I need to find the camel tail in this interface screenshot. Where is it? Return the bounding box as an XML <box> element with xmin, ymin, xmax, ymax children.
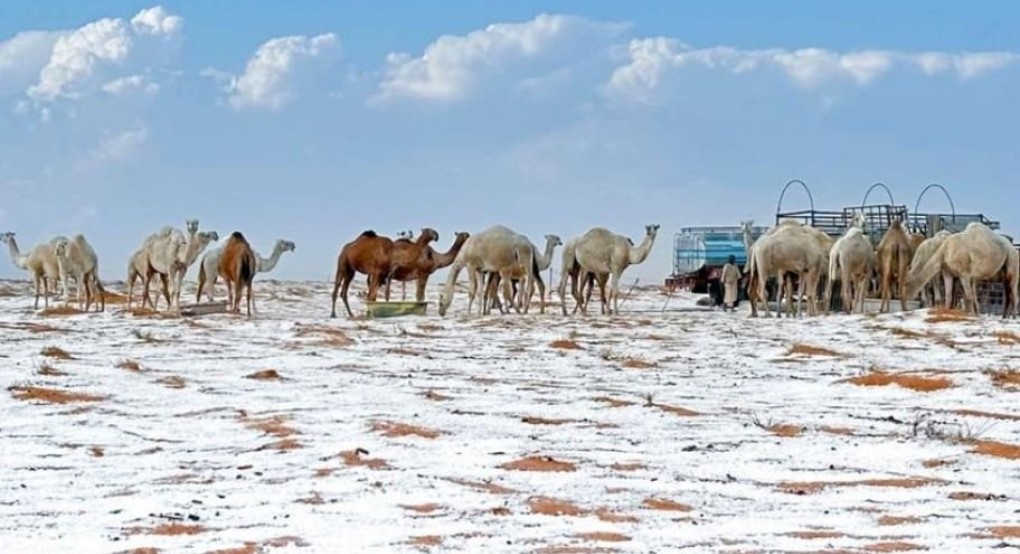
<box><xmin>905</xmin><ymin>241</ymin><xmax>946</xmax><ymax>300</ymax></box>
<box><xmin>239</xmin><ymin>251</ymin><xmax>256</xmax><ymax>285</ymax></box>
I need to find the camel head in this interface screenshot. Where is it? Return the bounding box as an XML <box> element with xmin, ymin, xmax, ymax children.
<box><xmin>453</xmin><ymin>231</ymin><xmax>470</xmax><ymax>245</ymax></box>
<box><xmin>849</xmin><ymin>210</ymin><xmax>865</xmax><ymax>229</ymax></box>
<box><xmin>0</xmin><ymin>232</ymin><xmax>15</xmax><ymax>245</ymax></box>
<box><xmin>740</xmin><ymin>220</ymin><xmax>754</xmax><ymax>233</ymax></box>
<box><xmin>645</xmin><ymin>224</ymin><xmax>660</xmax><ymax>237</ymax></box>
<box><xmin>53</xmin><ymin>239</ymin><xmax>69</xmax><ymax>259</ymax></box>
<box><xmin>198</xmin><ymin>231</ymin><xmax>219</xmax><ymax>244</ymax></box>
<box><xmin>418</xmin><ymin>227</ymin><xmax>440</xmax><ymax>244</ymax></box>
<box><xmin>277</xmin><ymin>240</ymin><xmax>296</xmax><ymax>253</ymax></box>
<box><xmin>185</xmin><ymin>219</ymin><xmax>200</xmax><ymax>236</ymax></box>
<box><xmin>545</xmin><ymin>234</ymin><xmax>563</xmax><ymax>247</ymax></box>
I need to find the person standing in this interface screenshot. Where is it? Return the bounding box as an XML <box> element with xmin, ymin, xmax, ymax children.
<box><xmin>721</xmin><ymin>254</ymin><xmax>741</xmax><ymax>312</ymax></box>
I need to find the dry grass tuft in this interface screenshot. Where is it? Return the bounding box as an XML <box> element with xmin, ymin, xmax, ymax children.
<box><xmin>40</xmin><ymin>346</ymin><xmax>74</xmax><ymax>360</ymax></box>
<box><xmin>619</xmin><ymin>358</ymin><xmax>657</xmax><ymax>369</ymax></box>
<box><xmin>444</xmin><ymin>477</ymin><xmax>515</xmax><ymax>495</ymax></box>
<box><xmin>550</xmin><ymin>339</ymin><xmax>583</xmax><ymax>350</ymax></box>
<box><xmin>777</xmin><ymin>477</ymin><xmax>942</xmax><ymax>494</ymax></box>
<box><xmin>783</xmin><ymin>530</ymin><xmax>846</xmax><ymax>539</ymax></box>
<box><xmin>409</xmin><ymin>536</ymin><xmax>442</xmax><ymax>547</ymax></box>
<box><xmin>593</xmin><ymin>396</ymin><xmax>635</xmax><ymax>408</ymax></box>
<box><xmin>575</xmin><ymin>532</ymin><xmax>631</xmax><ymax>543</ymax></box>
<box><xmin>767</xmin><ymin>424</ymin><xmax>804</xmax><ymax>437</ymax></box>
<box><xmin>294</xmin><ymin>324</ymin><xmax>354</xmax><ymax>347</ymax></box>
<box><xmin>820</xmin><ymin>425</ymin><xmax>856</xmax><ymax>436</ymax></box>
<box><xmin>387</xmin><ymin>347</ymin><xmax>423</xmax><ymax>356</ymax></box>
<box><xmin>887</xmin><ymin>326</ymin><xmax>927</xmax><ymax>339</ymax></box>
<box><xmin>968</xmin><ymin>439</ymin><xmax>1020</xmax><ymax>460</ymax></box>
<box><xmin>499</xmin><ymin>456</ymin><xmax>577</xmax><ymax>472</ymax></box>
<box><xmin>862</xmin><ymin>541</ymin><xmax>927</xmax><ymax>552</ymax></box>
<box><xmin>339</xmin><ymin>449</ymin><xmax>390</xmax><ymax>470</ymax></box>
<box><xmin>423</xmin><ymin>389</ymin><xmax>452</xmax><ymax>401</ymax></box>
<box><xmin>989</xmin><ymin>370</ymin><xmax>1020</xmax><ymax>389</ymax></box>
<box><xmin>36</xmin><ymin>363</ymin><xmax>68</xmax><ymax>376</ymax></box>
<box><xmin>155</xmin><ymin>376</ymin><xmax>186</xmax><ymax>389</ymax></box>
<box><xmin>926</xmin><ymin>308</ymin><xmax>973</xmax><ymax>323</ymax></box>
<box><xmin>522</xmin><ymin>416</ymin><xmax>577</xmax><ymax>426</ymax></box>
<box><xmin>950</xmin><ymin>408</ymin><xmax>1020</xmax><ymax>421</ymax></box>
<box><xmin>785</xmin><ymin>343</ymin><xmax>844</xmax><ymax>357</ymax></box>
<box><xmin>878</xmin><ymin>515</ymin><xmax>922</xmax><ymax>526</ymax></box>
<box><xmin>9</xmin><ymin>386</ymin><xmax>104</xmax><ymax>404</ymax></box>
<box><xmin>992</xmin><ymin>330</ymin><xmax>1020</xmax><ymax>345</ymax></box>
<box><xmin>38</xmin><ymin>306</ymin><xmax>84</xmax><ymax>317</ymax></box>
<box><xmin>948</xmin><ymin>491</ymin><xmax>1007</xmax><ymax>501</ymax></box>
<box><xmin>594</xmin><ymin>507</ymin><xmax>639</xmax><ymax>523</ymax></box>
<box><xmin>372</xmin><ymin>421</ymin><xmax>441</xmax><ymax>439</ymax></box>
<box><xmin>839</xmin><ymin>371</ymin><xmax>954</xmax><ymax>392</ymax></box>
<box><xmin>245</xmin><ymin>369</ymin><xmax>281</xmax><ymax>380</ymax></box>
<box><xmin>400</xmin><ymin>503</ymin><xmax>443</xmax><ymax>514</ymax></box>
<box><xmin>922</xmin><ymin>458</ymin><xmax>956</xmax><ymax>468</ymax></box>
<box><xmin>652</xmin><ymin>402</ymin><xmax>700</xmax><ymax>417</ymax></box>
<box><xmin>117</xmin><ymin>359</ymin><xmax>142</xmax><ymax>371</ymax></box>
<box><xmin>90</xmin><ymin>446</ymin><xmax>105</xmax><ymax>458</ymax></box>
<box><xmin>0</xmin><ymin>321</ymin><xmax>67</xmax><ymax>333</ymax></box>
<box><xmin>642</xmin><ymin>498</ymin><xmax>692</xmax><ymax>512</ymax></box>
<box><xmin>610</xmin><ymin>462</ymin><xmax>646</xmax><ymax>472</ymax></box>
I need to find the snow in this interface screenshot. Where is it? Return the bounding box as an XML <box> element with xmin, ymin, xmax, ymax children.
<box><xmin>0</xmin><ymin>278</ymin><xmax>1018</xmax><ymax>553</ymax></box>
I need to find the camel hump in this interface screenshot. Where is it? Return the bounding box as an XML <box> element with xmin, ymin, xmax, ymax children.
<box><xmin>230</xmin><ymin>231</ymin><xmax>246</xmax><ymax>241</ymax></box>
<box><xmin>359</xmin><ymin>230</ymin><xmax>378</xmax><ymax>238</ymax></box>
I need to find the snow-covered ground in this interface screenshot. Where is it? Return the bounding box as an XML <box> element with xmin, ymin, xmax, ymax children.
<box><xmin>1</xmin><ymin>278</ymin><xmax>1018</xmax><ymax>553</ymax></box>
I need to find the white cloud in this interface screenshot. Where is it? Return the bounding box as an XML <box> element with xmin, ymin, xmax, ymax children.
<box><xmin>0</xmin><ymin>31</ymin><xmax>66</xmax><ymax>95</ymax></box>
<box><xmin>224</xmin><ymin>33</ymin><xmax>339</xmax><ymax>111</ymax></box>
<box><xmin>374</xmin><ymin>13</ymin><xmax>624</xmax><ymax>104</ymax></box>
<box><xmin>102</xmin><ymin>74</ymin><xmax>160</xmax><ymax>95</ymax></box>
<box><xmin>78</xmin><ymin>125</ymin><xmax>149</xmax><ymax>168</ymax></box>
<box><xmin>26</xmin><ymin>5</ymin><xmax>183</xmax><ymax>102</ymax></box>
<box><xmin>606</xmin><ymin>38</ymin><xmax>1020</xmax><ymax>102</ymax></box>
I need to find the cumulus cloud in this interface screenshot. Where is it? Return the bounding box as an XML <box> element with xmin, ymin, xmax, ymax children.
<box><xmin>374</xmin><ymin>13</ymin><xmax>624</xmax><ymax>104</ymax></box>
<box><xmin>606</xmin><ymin>38</ymin><xmax>1020</xmax><ymax>102</ymax></box>
<box><xmin>25</xmin><ymin>5</ymin><xmax>182</xmax><ymax>102</ymax></box>
<box><xmin>0</xmin><ymin>31</ymin><xmax>66</xmax><ymax>95</ymax></box>
<box><xmin>102</xmin><ymin>74</ymin><xmax>160</xmax><ymax>95</ymax></box>
<box><xmin>77</xmin><ymin>125</ymin><xmax>149</xmax><ymax>169</ymax></box>
<box><xmin>220</xmin><ymin>33</ymin><xmax>339</xmax><ymax>111</ymax></box>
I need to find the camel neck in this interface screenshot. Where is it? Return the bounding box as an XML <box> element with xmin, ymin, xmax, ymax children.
<box><xmin>257</xmin><ymin>247</ymin><xmax>285</xmax><ymax>273</ymax></box>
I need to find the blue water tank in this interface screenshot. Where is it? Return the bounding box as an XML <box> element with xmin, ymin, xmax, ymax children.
<box><xmin>674</xmin><ymin>228</ymin><xmax>758</xmax><ymax>275</ymax></box>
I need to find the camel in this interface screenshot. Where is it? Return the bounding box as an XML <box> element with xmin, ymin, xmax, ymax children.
<box><xmin>53</xmin><ymin>235</ymin><xmax>105</xmax><ymax>312</ymax></box>
<box><xmin>475</xmin><ymin>232</ymin><xmax>542</xmax><ymax>316</ymax></box>
<box><xmin>909</xmin><ymin>231</ymin><xmax>926</xmax><ymax>253</ymax></box>
<box><xmin>1</xmin><ymin>232</ymin><xmax>70</xmax><ymax>309</ymax></box>
<box><xmin>196</xmin><ymin>239</ymin><xmax>296</xmax><ymax>303</ymax></box>
<box><xmin>825</xmin><ymin>212</ymin><xmax>876</xmax><ymax>314</ymax></box>
<box><xmin>746</xmin><ymin>222</ymin><xmax>828</xmax><ymax>317</ymax></box>
<box><xmin>331</xmin><ymin>230</ymin><xmax>396</xmax><ymax>318</ymax></box>
<box><xmin>996</xmin><ymin>234</ymin><xmax>1020</xmax><ymax>318</ymax></box>
<box><xmin>437</xmin><ymin>225</ymin><xmax>540</xmax><ymax>317</ymax></box>
<box><xmin>572</xmin><ymin>224</ymin><xmax>659</xmax><ymax>316</ymax></box>
<box><xmin>139</xmin><ymin>220</ymin><xmax>218</xmax><ymax>314</ymax></box>
<box><xmin>906</xmin><ymin>222</ymin><xmax>1017</xmax><ymax>317</ymax></box>
<box><xmin>219</xmin><ymin>232</ymin><xmax>258</xmax><ymax>318</ymax></box>
<box><xmin>385</xmin><ymin>231</ymin><xmax>470</xmax><ymax>303</ymax></box>
<box><xmin>906</xmin><ymin>230</ymin><xmax>953</xmax><ymax>307</ymax></box>
<box><xmin>485</xmin><ymin>234</ymin><xmax>562</xmax><ymax>314</ymax></box>
<box><xmin>383</xmin><ymin>227</ymin><xmax>439</xmax><ymax>299</ymax></box>
<box><xmin>556</xmin><ymin>237</ymin><xmax>588</xmax><ymax>315</ymax></box>
<box><xmin>876</xmin><ymin>219</ymin><xmax>914</xmax><ymax>313</ymax></box>
<box><xmin>127</xmin><ymin>223</ymin><xmax>194</xmax><ymax>309</ymax></box>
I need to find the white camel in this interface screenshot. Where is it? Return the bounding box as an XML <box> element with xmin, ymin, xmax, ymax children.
<box><xmin>438</xmin><ymin>225</ymin><xmax>539</xmax><ymax>317</ymax></box>
<box><xmin>572</xmin><ymin>224</ymin><xmax>659</xmax><ymax>316</ymax></box>
<box><xmin>53</xmin><ymin>234</ymin><xmax>105</xmax><ymax>312</ymax></box>
<box><xmin>196</xmin><ymin>239</ymin><xmax>296</xmax><ymax>303</ymax></box>
<box><xmin>139</xmin><ymin>220</ymin><xmax>218</xmax><ymax>314</ymax></box>
<box><xmin>746</xmin><ymin>222</ymin><xmax>828</xmax><ymax>317</ymax></box>
<box><xmin>906</xmin><ymin>222</ymin><xmax>1017</xmax><ymax>316</ymax></box>
<box><xmin>1</xmin><ymin>232</ymin><xmax>70</xmax><ymax>309</ymax></box>
<box><xmin>485</xmin><ymin>234</ymin><xmax>562</xmax><ymax>314</ymax></box>
<box><xmin>906</xmin><ymin>230</ymin><xmax>953</xmax><ymax>307</ymax></box>
<box><xmin>825</xmin><ymin>212</ymin><xmax>876</xmax><ymax>314</ymax></box>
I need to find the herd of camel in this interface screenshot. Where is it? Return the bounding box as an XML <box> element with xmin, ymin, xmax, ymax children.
<box><xmin>0</xmin><ymin>221</ymin><xmax>661</xmax><ymax>319</ymax></box>
<box><xmin>741</xmin><ymin>213</ymin><xmax>1020</xmax><ymax>318</ymax></box>
<box><xmin>1</xmin><ymin>214</ymin><xmax>1016</xmax><ymax>319</ymax></box>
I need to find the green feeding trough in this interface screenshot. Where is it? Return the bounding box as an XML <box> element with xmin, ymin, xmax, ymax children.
<box><xmin>365</xmin><ymin>301</ymin><xmax>428</xmax><ymax>318</ymax></box>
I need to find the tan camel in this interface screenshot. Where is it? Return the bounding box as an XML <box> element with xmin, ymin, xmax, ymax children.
<box><xmin>141</xmin><ymin>221</ymin><xmax>219</xmax><ymax>314</ymax></box>
<box><xmin>825</xmin><ymin>212</ymin><xmax>875</xmax><ymax>314</ymax></box>
<box><xmin>572</xmin><ymin>224</ymin><xmax>659</xmax><ymax>316</ymax></box>
<box><xmin>219</xmin><ymin>232</ymin><xmax>258</xmax><ymax>318</ymax></box>
<box><xmin>474</xmin><ymin>231</ymin><xmax>541</xmax><ymax>315</ymax></box>
<box><xmin>0</xmin><ymin>232</ymin><xmax>70</xmax><ymax>309</ymax></box>
<box><xmin>746</xmin><ymin>222</ymin><xmax>828</xmax><ymax>317</ymax></box>
<box><xmin>906</xmin><ymin>230</ymin><xmax>952</xmax><ymax>307</ymax></box>
<box><xmin>485</xmin><ymin>234</ymin><xmax>561</xmax><ymax>314</ymax></box>
<box><xmin>384</xmin><ymin>227</ymin><xmax>439</xmax><ymax>299</ymax></box>
<box><xmin>53</xmin><ymin>235</ymin><xmax>105</xmax><ymax>312</ymax></box>
<box><xmin>906</xmin><ymin>222</ymin><xmax>1017</xmax><ymax>317</ymax></box>
<box><xmin>394</xmin><ymin>231</ymin><xmax>470</xmax><ymax>303</ymax></box>
<box><xmin>996</xmin><ymin>234</ymin><xmax>1019</xmax><ymax>318</ymax></box>
<box><xmin>876</xmin><ymin>220</ymin><xmax>914</xmax><ymax>313</ymax></box>
<box><xmin>438</xmin><ymin>225</ymin><xmax>539</xmax><ymax>317</ymax></box>
<box><xmin>127</xmin><ymin>222</ymin><xmax>198</xmax><ymax>310</ymax></box>
<box><xmin>331</xmin><ymin>230</ymin><xmax>395</xmax><ymax>318</ymax></box>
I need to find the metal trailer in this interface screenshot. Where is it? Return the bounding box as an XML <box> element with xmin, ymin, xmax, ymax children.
<box><xmin>668</xmin><ymin>224</ymin><xmax>769</xmax><ymax>294</ymax></box>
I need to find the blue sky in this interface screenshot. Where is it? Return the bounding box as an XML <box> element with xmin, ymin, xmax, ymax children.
<box><xmin>1</xmin><ymin>1</ymin><xmax>1018</xmax><ymax>284</ymax></box>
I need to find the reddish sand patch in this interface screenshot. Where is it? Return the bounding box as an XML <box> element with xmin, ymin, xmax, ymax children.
<box><xmin>778</xmin><ymin>477</ymin><xmax>942</xmax><ymax>494</ymax></box>
<box><xmin>245</xmin><ymin>369</ymin><xmax>281</xmax><ymax>380</ymax></box>
<box><xmin>576</xmin><ymin>532</ymin><xmax>630</xmax><ymax>542</ymax></box>
<box><xmin>550</xmin><ymin>339</ymin><xmax>583</xmax><ymax>350</ymax></box>
<box><xmin>205</xmin><ymin>546</ymin><xmax>258</xmax><ymax>554</ymax></box>
<box><xmin>985</xmin><ymin>526</ymin><xmax>1020</xmax><ymax>538</ymax></box>
<box><xmin>785</xmin><ymin>343</ymin><xmax>844</xmax><ymax>357</ymax></box>
<box><xmin>126</xmin><ymin>523</ymin><xmax>205</xmax><ymax>536</ymax></box>
<box><xmin>444</xmin><ymin>477</ymin><xmax>516</xmax><ymax>495</ymax></box>
<box><xmin>90</xmin><ymin>446</ymin><xmax>104</xmax><ymax>458</ymax></box>
<box><xmin>766</xmin><ymin>424</ymin><xmax>804</xmax><ymax>437</ymax></box>
<box><xmin>117</xmin><ymin>359</ymin><xmax>142</xmax><ymax>371</ymax></box>
<box><xmin>839</xmin><ymin>372</ymin><xmax>954</xmax><ymax>392</ymax></box>
<box><xmin>499</xmin><ymin>456</ymin><xmax>576</xmax><ymax>472</ymax></box>
<box><xmin>949</xmin><ymin>491</ymin><xmax>1007</xmax><ymax>501</ymax></box>
<box><xmin>652</xmin><ymin>403</ymin><xmax>700</xmax><ymax>417</ymax></box>
<box><xmin>9</xmin><ymin>386</ymin><xmax>104</xmax><ymax>404</ymax></box>
<box><xmin>951</xmin><ymin>408</ymin><xmax>1020</xmax><ymax>421</ymax></box>
<box><xmin>522</xmin><ymin>416</ymin><xmax>576</xmax><ymax>425</ymax></box>
<box><xmin>989</xmin><ymin>370</ymin><xmax>1020</xmax><ymax>389</ymax></box>
<box><xmin>242</xmin><ymin>414</ymin><xmax>299</xmax><ymax>438</ymax></box>
<box><xmin>969</xmin><ymin>440</ymin><xmax>1020</xmax><ymax>460</ymax></box>
<box><xmin>528</xmin><ymin>496</ymin><xmax>586</xmax><ymax>516</ymax></box>
<box><xmin>594</xmin><ymin>508</ymin><xmax>639</xmax><ymax>523</ymax></box>
<box><xmin>340</xmin><ymin>449</ymin><xmax>390</xmax><ymax>470</ymax></box>
<box><xmin>38</xmin><ymin>306</ymin><xmax>83</xmax><ymax>317</ymax></box>
<box><xmin>992</xmin><ymin>330</ymin><xmax>1020</xmax><ymax>344</ymax></box>
<box><xmin>37</xmin><ymin>364</ymin><xmax>68</xmax><ymax>376</ymax></box>
<box><xmin>783</xmin><ymin>530</ymin><xmax>847</xmax><ymax>539</ymax></box>
<box><xmin>888</xmin><ymin>327</ymin><xmax>927</xmax><ymax>339</ymax></box>
<box><xmin>820</xmin><ymin>425</ymin><xmax>856</xmax><ymax>436</ymax></box>
<box><xmin>410</xmin><ymin>536</ymin><xmax>442</xmax><ymax>547</ymax></box>
<box><xmin>862</xmin><ymin>542</ymin><xmax>927</xmax><ymax>552</ymax></box>
<box><xmin>155</xmin><ymin>375</ymin><xmax>186</xmax><ymax>389</ymax></box>
<box><xmin>401</xmin><ymin>503</ymin><xmax>443</xmax><ymax>514</ymax></box>
<box><xmin>40</xmin><ymin>346</ymin><xmax>74</xmax><ymax>359</ymax></box>
<box><xmin>294</xmin><ymin>324</ymin><xmax>354</xmax><ymax>347</ymax></box>
<box><xmin>594</xmin><ymin>396</ymin><xmax>635</xmax><ymax>408</ymax></box>
<box><xmin>878</xmin><ymin>515</ymin><xmax>923</xmax><ymax>526</ymax></box>
<box><xmin>372</xmin><ymin>421</ymin><xmax>441</xmax><ymax>439</ymax></box>
<box><xmin>0</xmin><ymin>321</ymin><xmax>67</xmax><ymax>333</ymax></box>
<box><xmin>926</xmin><ymin>308</ymin><xmax>973</xmax><ymax>323</ymax></box>
<box><xmin>423</xmin><ymin>389</ymin><xmax>451</xmax><ymax>401</ymax></box>
<box><xmin>490</xmin><ymin>506</ymin><xmax>512</xmax><ymax>516</ymax></box>
<box><xmin>619</xmin><ymin>358</ymin><xmax>656</xmax><ymax>369</ymax></box>
<box><xmin>642</xmin><ymin>498</ymin><xmax>692</xmax><ymax>512</ymax></box>
<box><xmin>610</xmin><ymin>462</ymin><xmax>646</xmax><ymax>472</ymax></box>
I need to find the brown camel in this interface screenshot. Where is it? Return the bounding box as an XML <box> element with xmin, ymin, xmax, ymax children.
<box><xmin>384</xmin><ymin>227</ymin><xmax>439</xmax><ymax>300</ymax></box>
<box><xmin>389</xmin><ymin>231</ymin><xmax>470</xmax><ymax>303</ymax></box>
<box><xmin>331</xmin><ymin>230</ymin><xmax>395</xmax><ymax>318</ymax></box>
<box><xmin>219</xmin><ymin>232</ymin><xmax>258</xmax><ymax>318</ymax></box>
<box><xmin>877</xmin><ymin>220</ymin><xmax>914</xmax><ymax>313</ymax></box>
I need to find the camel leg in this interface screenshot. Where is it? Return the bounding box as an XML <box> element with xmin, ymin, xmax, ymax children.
<box><xmin>340</xmin><ymin>271</ymin><xmax>355</xmax><ymax>318</ymax></box>
<box><xmin>609</xmin><ymin>271</ymin><xmax>621</xmax><ymax>316</ymax></box>
<box><xmin>942</xmin><ymin>274</ymin><xmax>954</xmax><ymax>310</ymax></box>
<box><xmin>415</xmin><ymin>277</ymin><xmax>428</xmax><ymax>304</ymax></box>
